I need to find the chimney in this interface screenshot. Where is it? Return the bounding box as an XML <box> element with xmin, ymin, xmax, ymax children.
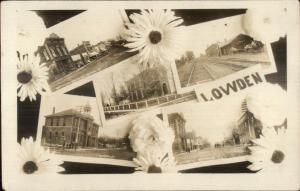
<box><xmin>52</xmin><ymin>107</ymin><xmax>56</xmax><ymax>114</ymax></box>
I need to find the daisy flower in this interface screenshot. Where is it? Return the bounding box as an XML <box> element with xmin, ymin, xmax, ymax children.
<box><xmin>242</xmin><ymin>7</ymin><xmax>287</xmax><ymax>43</ymax></box>
<box><xmin>129</xmin><ymin>114</ymin><xmax>175</xmax><ymax>159</ymax></box>
<box><xmin>247</xmin><ymin>127</ymin><xmax>290</xmax><ymax>173</ymax></box>
<box><xmin>125</xmin><ymin>9</ymin><xmax>186</xmax><ymax>67</ymax></box>
<box><xmin>17</xmin><ymin>137</ymin><xmax>64</xmax><ymax>174</ymax></box>
<box><xmin>17</xmin><ymin>54</ymin><xmax>50</xmax><ymax>101</ymax></box>
<box><xmin>133</xmin><ymin>149</ymin><xmax>177</xmax><ymax>173</ymax></box>
<box><xmin>246</xmin><ymin>83</ymin><xmax>287</xmax><ymax>128</ymax></box>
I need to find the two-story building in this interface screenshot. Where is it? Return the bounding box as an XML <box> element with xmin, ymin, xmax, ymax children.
<box><xmin>36</xmin><ymin>33</ymin><xmax>75</xmax><ymax>82</ymax></box>
<box><xmin>41</xmin><ymin>103</ymin><xmax>100</xmax><ymax>148</ymax></box>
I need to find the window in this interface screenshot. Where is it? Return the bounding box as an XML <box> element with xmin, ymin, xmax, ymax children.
<box><xmin>46</xmin><ymin>118</ymin><xmax>52</xmax><ymax>126</ymax></box>
<box><xmin>43</xmin><ymin>49</ymin><xmax>50</xmax><ymax>60</ymax></box>
<box><xmin>59</xmin><ymin>117</ymin><xmax>65</xmax><ymax>126</ymax></box>
<box><xmin>50</xmin><ymin>48</ymin><xmax>57</xmax><ymax>57</ymax></box>
<box><xmin>62</xmin><ymin>132</ymin><xmax>64</xmax><ymax>137</ymax></box>
<box><xmin>54</xmin><ymin>118</ymin><xmax>59</xmax><ymax>126</ymax></box>
<box><xmin>56</xmin><ymin>46</ymin><xmax>63</xmax><ymax>56</ymax></box>
<box><xmin>62</xmin><ymin>46</ymin><xmax>68</xmax><ymax>55</ymax></box>
<box><xmin>63</xmin><ymin>117</ymin><xmax>66</xmax><ymax>126</ymax></box>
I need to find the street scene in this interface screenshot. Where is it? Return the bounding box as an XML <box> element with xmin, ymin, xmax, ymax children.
<box><xmin>34</xmin><ymin>9</ymin><xmax>133</xmax><ymax>92</ymax></box>
<box><xmin>36</xmin><ymin>33</ymin><xmax>135</xmax><ymax>92</ymax></box>
<box><xmin>164</xmin><ymin>98</ymin><xmax>262</xmax><ymax>165</ymax></box>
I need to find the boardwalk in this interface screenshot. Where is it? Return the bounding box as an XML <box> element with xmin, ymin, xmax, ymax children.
<box><xmin>177</xmin><ymin>51</ymin><xmax>270</xmax><ymax>88</ymax></box>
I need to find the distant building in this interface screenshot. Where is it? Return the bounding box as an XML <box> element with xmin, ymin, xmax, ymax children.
<box><xmin>36</xmin><ymin>33</ymin><xmax>75</xmax><ymax>82</ymax></box>
<box><xmin>69</xmin><ymin>41</ymin><xmax>100</xmax><ymax>62</ymax></box>
<box><xmin>205</xmin><ymin>34</ymin><xmax>264</xmax><ymax>57</ymax></box>
<box><xmin>168</xmin><ymin>113</ymin><xmax>188</xmax><ymax>154</ymax></box>
<box><xmin>125</xmin><ymin>65</ymin><xmax>171</xmax><ymax>103</ymax></box>
<box><xmin>41</xmin><ymin>103</ymin><xmax>100</xmax><ymax>148</ymax></box>
<box><xmin>69</xmin><ymin>41</ymin><xmax>93</xmax><ymax>55</ymax></box>
<box><xmin>93</xmin><ymin>41</ymin><xmax>110</xmax><ymax>52</ymax></box>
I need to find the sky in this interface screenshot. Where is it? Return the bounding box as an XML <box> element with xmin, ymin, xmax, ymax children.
<box><xmin>165</xmin><ymin>94</ymin><xmax>245</xmax><ymax>144</ymax></box>
<box><xmin>183</xmin><ymin>15</ymin><xmax>245</xmax><ymax>57</ymax></box>
<box><xmin>39</xmin><ymin>94</ymin><xmax>101</xmax><ymax>136</ymax></box>
<box><xmin>46</xmin><ymin>9</ymin><xmax>125</xmax><ymax>50</ymax></box>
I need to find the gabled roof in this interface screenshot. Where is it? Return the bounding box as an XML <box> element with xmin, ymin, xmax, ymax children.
<box><xmin>45</xmin><ymin>108</ymin><xmax>94</xmax><ymax>121</ymax></box>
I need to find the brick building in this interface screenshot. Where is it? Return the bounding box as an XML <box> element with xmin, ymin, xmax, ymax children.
<box><xmin>41</xmin><ymin>103</ymin><xmax>100</xmax><ymax>148</ymax></box>
<box><xmin>36</xmin><ymin>33</ymin><xmax>75</xmax><ymax>82</ymax></box>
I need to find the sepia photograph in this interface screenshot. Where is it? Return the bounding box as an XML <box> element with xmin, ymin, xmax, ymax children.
<box><xmin>162</xmin><ymin>95</ymin><xmax>262</xmax><ymax>167</ymax></box>
<box><xmin>93</xmin><ymin>55</ymin><xmax>197</xmax><ymax>124</ymax></box>
<box><xmin>37</xmin><ymin>94</ymin><xmax>137</xmax><ymax>166</ymax></box>
<box><xmin>172</xmin><ymin>14</ymin><xmax>275</xmax><ymax>93</ymax></box>
<box><xmin>32</xmin><ymin>9</ymin><xmax>135</xmax><ymax>93</ymax></box>
<box><xmin>2</xmin><ymin>0</ymin><xmax>299</xmax><ymax>190</ymax></box>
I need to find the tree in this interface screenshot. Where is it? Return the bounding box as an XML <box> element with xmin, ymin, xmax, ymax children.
<box><xmin>118</xmin><ymin>85</ymin><xmax>129</xmax><ymax>101</ymax></box>
<box><xmin>186</xmin><ymin>51</ymin><xmax>195</xmax><ymax>61</ymax></box>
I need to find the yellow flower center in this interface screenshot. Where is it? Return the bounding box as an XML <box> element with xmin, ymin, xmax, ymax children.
<box><xmin>18</xmin><ymin>71</ymin><xmax>32</xmax><ymax>84</ymax></box>
<box><xmin>147</xmin><ymin>165</ymin><xmax>162</xmax><ymax>173</ymax></box>
<box><xmin>149</xmin><ymin>31</ymin><xmax>162</xmax><ymax>44</ymax></box>
<box><xmin>23</xmin><ymin>161</ymin><xmax>38</xmax><ymax>174</ymax></box>
<box><xmin>271</xmin><ymin>150</ymin><xmax>285</xmax><ymax>163</ymax></box>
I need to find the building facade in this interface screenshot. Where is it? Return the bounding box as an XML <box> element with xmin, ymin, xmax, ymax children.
<box><xmin>168</xmin><ymin>113</ymin><xmax>188</xmax><ymax>154</ymax></box>
<box><xmin>125</xmin><ymin>65</ymin><xmax>171</xmax><ymax>103</ymax></box>
<box><xmin>41</xmin><ymin>104</ymin><xmax>99</xmax><ymax>148</ymax></box>
<box><xmin>36</xmin><ymin>33</ymin><xmax>75</xmax><ymax>82</ymax></box>
<box><xmin>235</xmin><ymin>111</ymin><xmax>262</xmax><ymax>145</ymax></box>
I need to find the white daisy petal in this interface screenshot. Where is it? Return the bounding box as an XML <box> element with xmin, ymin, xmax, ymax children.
<box><xmin>125</xmin><ymin>9</ymin><xmax>185</xmax><ymax>67</ymax></box>
<box><xmin>247</xmin><ymin>127</ymin><xmax>289</xmax><ymax>173</ymax></box>
<box><xmin>18</xmin><ymin>137</ymin><xmax>65</xmax><ymax>174</ymax></box>
<box><xmin>17</xmin><ymin>54</ymin><xmax>50</xmax><ymax>101</ymax></box>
